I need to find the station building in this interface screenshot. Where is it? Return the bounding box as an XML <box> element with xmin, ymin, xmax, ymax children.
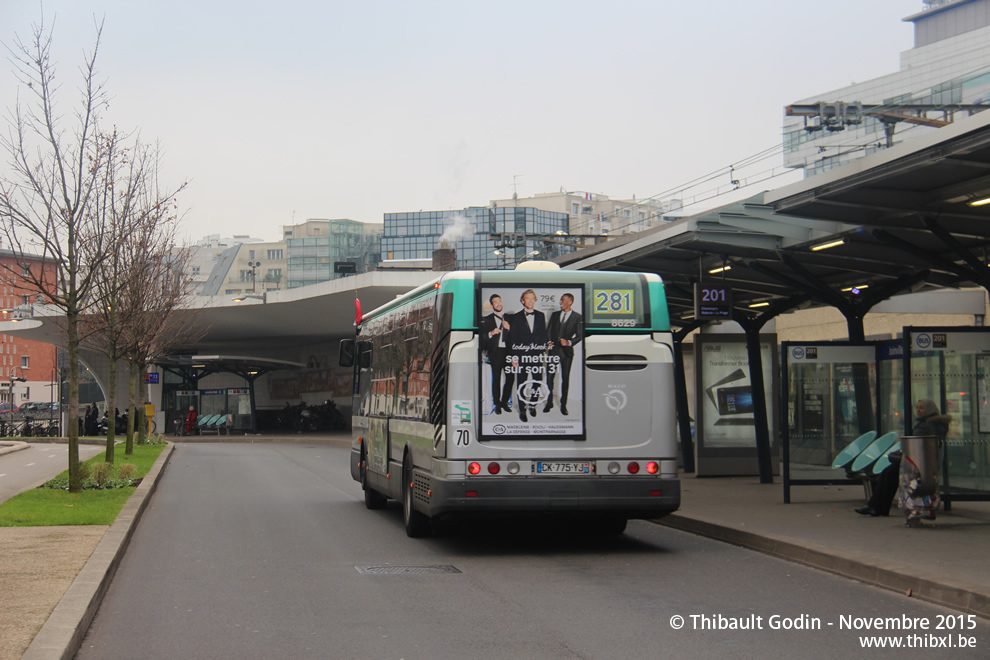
<box><xmin>5</xmin><ymin>1</ymin><xmax>990</xmax><ymax>504</ymax></box>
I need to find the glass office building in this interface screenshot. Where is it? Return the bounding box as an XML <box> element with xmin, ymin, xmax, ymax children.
<box><xmin>286</xmin><ymin>219</ymin><xmax>382</xmax><ymax>288</ymax></box>
<box><xmin>382</xmin><ymin>207</ymin><xmax>573</xmax><ymax>270</ymax></box>
<box><xmin>784</xmin><ymin>0</ymin><xmax>990</xmax><ymax>177</ymax></box>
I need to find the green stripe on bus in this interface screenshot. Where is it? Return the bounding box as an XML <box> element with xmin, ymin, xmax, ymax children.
<box><xmin>439</xmin><ymin>278</ymin><xmax>476</xmax><ymax>329</ymax></box>
<box><xmin>648</xmin><ymin>280</ymin><xmax>671</xmax><ymax>330</ymax></box>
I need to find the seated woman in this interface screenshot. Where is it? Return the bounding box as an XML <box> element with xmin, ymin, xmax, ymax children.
<box><xmin>856</xmin><ymin>398</ymin><xmax>949</xmax><ymax>518</ymax></box>
<box><xmin>183</xmin><ymin>406</ymin><xmax>198</xmax><ymax>436</ymax></box>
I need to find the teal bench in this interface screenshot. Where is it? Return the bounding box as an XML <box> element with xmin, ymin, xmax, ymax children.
<box><xmin>199</xmin><ymin>414</ymin><xmax>230</xmax><ymax>435</ymax></box>
<box><xmin>872</xmin><ymin>441</ymin><xmax>901</xmax><ymax>475</ymax></box>
<box><xmin>830</xmin><ymin>431</ymin><xmax>877</xmax><ymax>470</ymax></box>
<box><xmin>195</xmin><ymin>414</ymin><xmax>218</xmax><ymax>434</ymax></box>
<box><xmin>850</xmin><ymin>432</ymin><xmax>900</xmax><ymax>474</ymax></box>
<box><xmin>832</xmin><ymin>431</ymin><xmax>898</xmax><ymax>499</ymax></box>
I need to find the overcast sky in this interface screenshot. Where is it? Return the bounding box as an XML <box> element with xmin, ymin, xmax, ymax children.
<box><xmin>1</xmin><ymin>1</ymin><xmax>923</xmax><ymax>242</ymax></box>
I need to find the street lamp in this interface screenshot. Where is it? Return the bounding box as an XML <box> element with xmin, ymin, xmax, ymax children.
<box><xmin>232</xmin><ymin>293</ymin><xmax>266</xmax><ymax>303</ymax></box>
<box><xmin>246</xmin><ymin>261</ymin><xmax>262</xmax><ymax>293</ymax></box>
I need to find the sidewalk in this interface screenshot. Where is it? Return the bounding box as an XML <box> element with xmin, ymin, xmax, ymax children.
<box><xmin>2</xmin><ymin>438</ymin><xmax>989</xmax><ymax>659</ymax></box>
<box><xmin>660</xmin><ymin>474</ymin><xmax>990</xmax><ymax>618</ymax></box>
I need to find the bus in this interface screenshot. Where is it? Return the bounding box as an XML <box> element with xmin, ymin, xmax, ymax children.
<box><xmin>339</xmin><ymin>262</ymin><xmax>679</xmax><ymax>537</ymax></box>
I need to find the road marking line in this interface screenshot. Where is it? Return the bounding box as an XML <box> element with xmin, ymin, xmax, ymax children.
<box><xmin>26</xmin><ymin>462</ymin><xmax>36</xmax><ymax>466</ymax></box>
<box><xmin>0</xmin><ymin>473</ymin><xmax>7</xmax><ymax>478</ymax></box>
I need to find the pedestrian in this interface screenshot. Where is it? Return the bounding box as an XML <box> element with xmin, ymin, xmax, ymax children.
<box><xmin>184</xmin><ymin>405</ymin><xmax>198</xmax><ymax>435</ymax></box>
<box><xmin>84</xmin><ymin>405</ymin><xmax>97</xmax><ymax>435</ymax></box>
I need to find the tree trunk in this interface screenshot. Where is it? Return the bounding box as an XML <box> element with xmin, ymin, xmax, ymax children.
<box><xmin>135</xmin><ymin>361</ymin><xmax>147</xmax><ymax>445</ymax></box>
<box><xmin>105</xmin><ymin>348</ymin><xmax>117</xmax><ymax>464</ymax></box>
<box><xmin>67</xmin><ymin>312</ymin><xmax>82</xmax><ymax>492</ymax></box>
<box><xmin>126</xmin><ymin>361</ymin><xmax>137</xmax><ymax>454</ymax></box>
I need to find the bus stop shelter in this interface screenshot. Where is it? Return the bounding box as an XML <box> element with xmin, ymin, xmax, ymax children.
<box><xmin>557</xmin><ymin>108</ymin><xmax>990</xmax><ymax>487</ymax></box>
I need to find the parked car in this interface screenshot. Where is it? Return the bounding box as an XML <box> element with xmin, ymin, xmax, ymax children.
<box><xmin>0</xmin><ymin>403</ymin><xmax>20</xmax><ymax>413</ymax></box>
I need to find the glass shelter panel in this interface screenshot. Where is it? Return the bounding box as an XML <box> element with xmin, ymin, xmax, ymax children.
<box><xmin>907</xmin><ymin>328</ymin><xmax>990</xmax><ymax>501</ymax></box>
<box><xmin>199</xmin><ymin>389</ymin><xmax>227</xmax><ymax>418</ymax></box>
<box><xmin>171</xmin><ymin>390</ymin><xmax>199</xmax><ymax>435</ymax></box>
<box><xmin>878</xmin><ymin>341</ymin><xmax>905</xmax><ymax>436</ymax></box>
<box><xmin>783</xmin><ymin>343</ymin><xmax>877</xmax><ymax>483</ymax></box>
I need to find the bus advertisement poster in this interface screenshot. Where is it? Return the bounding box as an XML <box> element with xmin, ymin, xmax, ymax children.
<box><xmin>479</xmin><ymin>285</ymin><xmax>584</xmax><ymax>440</ymax></box>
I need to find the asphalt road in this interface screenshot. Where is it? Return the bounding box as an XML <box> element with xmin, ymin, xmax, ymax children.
<box><xmin>0</xmin><ymin>443</ymin><xmax>104</xmax><ymax>504</ymax></box>
<box><xmin>77</xmin><ymin>443</ymin><xmax>987</xmax><ymax>659</ymax></box>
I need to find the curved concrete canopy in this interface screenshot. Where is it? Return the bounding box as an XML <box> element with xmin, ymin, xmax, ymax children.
<box><xmin>0</xmin><ymin>270</ymin><xmax>440</xmax><ymax>391</ymax></box>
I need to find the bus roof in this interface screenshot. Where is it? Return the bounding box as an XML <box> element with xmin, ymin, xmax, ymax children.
<box><xmin>359</xmin><ymin>267</ymin><xmax>668</xmax><ymax>331</ymax></box>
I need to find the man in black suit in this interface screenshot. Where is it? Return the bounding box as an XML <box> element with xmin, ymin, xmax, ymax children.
<box><xmin>545</xmin><ymin>292</ymin><xmax>583</xmax><ymax>416</ymax></box>
<box><xmin>480</xmin><ymin>294</ymin><xmax>513</xmax><ymax>414</ymax></box>
<box><xmin>508</xmin><ymin>288</ymin><xmax>549</xmax><ymax>422</ymax></box>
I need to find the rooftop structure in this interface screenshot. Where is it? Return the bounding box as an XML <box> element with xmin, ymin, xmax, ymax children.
<box><xmin>784</xmin><ymin>0</ymin><xmax>990</xmax><ymax>177</ymax></box>
<box><xmin>382</xmin><ymin>207</ymin><xmax>572</xmax><ymax>270</ymax></box>
<box><xmin>283</xmin><ymin>219</ymin><xmax>382</xmax><ymax>288</ymax></box>
<box><xmin>490</xmin><ymin>191</ymin><xmax>683</xmax><ymax>239</ymax></box>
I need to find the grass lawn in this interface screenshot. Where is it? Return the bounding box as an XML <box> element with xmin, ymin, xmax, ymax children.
<box><xmin>0</xmin><ymin>442</ymin><xmax>166</xmax><ymax>527</ymax></box>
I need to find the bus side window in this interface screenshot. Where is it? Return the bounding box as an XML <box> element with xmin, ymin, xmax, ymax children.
<box><xmin>359</xmin><ymin>341</ymin><xmax>373</xmax><ymax>369</ymax></box>
<box><xmin>338</xmin><ymin>340</ymin><xmax>355</xmax><ymax>368</ymax></box>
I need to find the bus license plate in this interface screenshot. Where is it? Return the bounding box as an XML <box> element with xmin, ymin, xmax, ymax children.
<box><xmin>536</xmin><ymin>462</ymin><xmax>591</xmax><ymax>475</ymax></box>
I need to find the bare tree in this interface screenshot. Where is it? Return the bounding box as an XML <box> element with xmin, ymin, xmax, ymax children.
<box><xmin>115</xmin><ymin>157</ymin><xmax>199</xmax><ymax>455</ymax></box>
<box><xmin>0</xmin><ymin>17</ymin><xmax>115</xmax><ymax>491</ymax></box>
<box><xmin>124</xmin><ymin>241</ymin><xmax>203</xmax><ymax>455</ymax></box>
<box><xmin>79</xmin><ymin>131</ymin><xmax>185</xmax><ymax>463</ymax></box>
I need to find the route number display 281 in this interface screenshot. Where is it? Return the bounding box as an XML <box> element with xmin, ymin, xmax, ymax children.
<box><xmin>593</xmin><ymin>289</ymin><xmax>640</xmax><ymax>327</ymax></box>
<box><xmin>594</xmin><ymin>289</ymin><xmax>634</xmax><ymax>314</ymax></box>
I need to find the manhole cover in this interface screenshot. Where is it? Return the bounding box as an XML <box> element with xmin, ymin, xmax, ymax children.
<box><xmin>355</xmin><ymin>565</ymin><xmax>462</xmax><ymax>575</ymax></box>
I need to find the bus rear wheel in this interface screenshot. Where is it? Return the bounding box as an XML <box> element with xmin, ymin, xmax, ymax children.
<box><xmin>595</xmin><ymin>516</ymin><xmax>627</xmax><ymax>536</ymax></box>
<box><xmin>361</xmin><ymin>446</ymin><xmax>386</xmax><ymax>510</ymax></box>
<box><xmin>403</xmin><ymin>458</ymin><xmax>431</xmax><ymax>538</ymax></box>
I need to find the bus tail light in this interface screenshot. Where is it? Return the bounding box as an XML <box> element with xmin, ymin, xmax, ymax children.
<box><xmin>487</xmin><ymin>462</ymin><xmax>501</xmax><ymax>474</ymax></box>
<box><xmin>627</xmin><ymin>461</ymin><xmax>640</xmax><ymax>474</ymax></box>
<box><xmin>468</xmin><ymin>462</ymin><xmax>481</xmax><ymax>475</ymax></box>
<box><xmin>646</xmin><ymin>461</ymin><xmax>659</xmax><ymax>474</ymax></box>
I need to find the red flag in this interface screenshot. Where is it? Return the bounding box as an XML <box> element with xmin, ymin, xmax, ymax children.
<box><xmin>354</xmin><ymin>297</ymin><xmax>362</xmax><ymax>326</ymax></box>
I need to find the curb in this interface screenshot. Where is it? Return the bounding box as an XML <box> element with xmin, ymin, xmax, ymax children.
<box><xmin>0</xmin><ymin>441</ymin><xmax>29</xmax><ymax>457</ymax></box>
<box><xmin>172</xmin><ymin>434</ymin><xmax>352</xmax><ymax>445</ymax></box>
<box><xmin>658</xmin><ymin>513</ymin><xmax>990</xmax><ymax>619</ymax></box>
<box><xmin>22</xmin><ymin>441</ymin><xmax>175</xmax><ymax>660</ymax></box>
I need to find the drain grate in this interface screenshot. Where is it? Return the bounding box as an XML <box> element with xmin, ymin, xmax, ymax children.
<box><xmin>355</xmin><ymin>565</ymin><xmax>462</xmax><ymax>575</ymax></box>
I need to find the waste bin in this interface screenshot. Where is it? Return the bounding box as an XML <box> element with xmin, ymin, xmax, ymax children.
<box><xmin>900</xmin><ymin>435</ymin><xmax>938</xmax><ymax>497</ymax></box>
